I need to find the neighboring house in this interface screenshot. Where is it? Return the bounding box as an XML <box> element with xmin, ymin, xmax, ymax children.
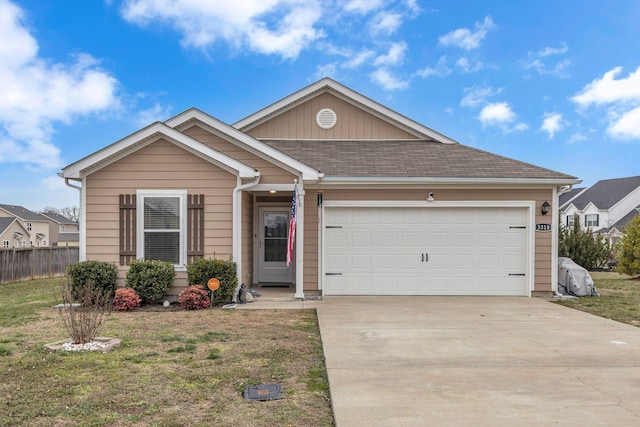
<box><xmin>0</xmin><ymin>217</ymin><xmax>31</xmax><ymax>249</ymax></box>
<box><xmin>40</xmin><ymin>212</ymin><xmax>80</xmax><ymax>247</ymax></box>
<box><xmin>61</xmin><ymin>78</ymin><xmax>579</xmax><ymax>299</ymax></box>
<box><xmin>0</xmin><ymin>204</ymin><xmax>49</xmax><ymax>247</ymax></box>
<box><xmin>560</xmin><ymin>176</ymin><xmax>640</xmax><ymax>244</ymax></box>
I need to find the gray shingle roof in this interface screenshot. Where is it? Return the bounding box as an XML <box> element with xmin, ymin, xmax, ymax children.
<box><xmin>40</xmin><ymin>212</ymin><xmax>78</xmax><ymax>225</ymax></box>
<box><xmin>0</xmin><ymin>217</ymin><xmax>15</xmax><ymax>234</ymax></box>
<box><xmin>0</xmin><ymin>204</ymin><xmax>47</xmax><ymax>222</ymax></box>
<box><xmin>263</xmin><ymin>139</ymin><xmax>576</xmax><ymax>180</ymax></box>
<box><xmin>570</xmin><ymin>176</ymin><xmax>640</xmax><ymax>210</ymax></box>
<box><xmin>559</xmin><ymin>187</ymin><xmax>586</xmax><ymax>208</ymax></box>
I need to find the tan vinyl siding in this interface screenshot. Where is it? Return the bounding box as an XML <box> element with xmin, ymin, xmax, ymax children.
<box><xmin>302</xmin><ymin>187</ymin><xmax>555</xmax><ymax>293</ymax></box>
<box><xmin>246</xmin><ymin>93</ymin><xmax>418</xmax><ymax>140</ymax></box>
<box><xmin>182</xmin><ymin>125</ymin><xmax>296</xmax><ymax>184</ymax></box>
<box><xmin>85</xmin><ymin>139</ymin><xmax>237</xmax><ymax>291</ymax></box>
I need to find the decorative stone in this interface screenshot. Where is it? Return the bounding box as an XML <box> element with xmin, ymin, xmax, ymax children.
<box><xmin>44</xmin><ymin>337</ymin><xmax>121</xmax><ymax>353</ymax></box>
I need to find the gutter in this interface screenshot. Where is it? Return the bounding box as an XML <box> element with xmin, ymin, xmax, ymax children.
<box><xmin>231</xmin><ymin>174</ymin><xmax>261</xmax><ymax>303</ymax></box>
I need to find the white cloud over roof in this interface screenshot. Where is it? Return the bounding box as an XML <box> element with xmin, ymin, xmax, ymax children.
<box><xmin>540</xmin><ymin>112</ymin><xmax>563</xmax><ymax>139</ymax></box>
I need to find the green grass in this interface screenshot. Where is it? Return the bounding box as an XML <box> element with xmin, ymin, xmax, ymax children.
<box><xmin>552</xmin><ymin>271</ymin><xmax>640</xmax><ymax>327</ymax></box>
<box><xmin>0</xmin><ymin>278</ymin><xmax>334</xmax><ymax>427</ymax></box>
<box><xmin>0</xmin><ymin>277</ymin><xmax>66</xmax><ymax>327</ymax></box>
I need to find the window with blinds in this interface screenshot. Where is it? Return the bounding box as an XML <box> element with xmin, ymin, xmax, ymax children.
<box><xmin>144</xmin><ymin>197</ymin><xmax>181</xmax><ymax>263</ymax></box>
<box><xmin>137</xmin><ymin>190</ymin><xmax>187</xmax><ymax>266</ymax></box>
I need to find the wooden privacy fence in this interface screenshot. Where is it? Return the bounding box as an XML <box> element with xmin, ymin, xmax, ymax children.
<box><xmin>0</xmin><ymin>247</ymin><xmax>79</xmax><ymax>285</ymax></box>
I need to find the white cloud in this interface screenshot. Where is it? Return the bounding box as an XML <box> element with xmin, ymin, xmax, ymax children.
<box><xmin>343</xmin><ymin>49</ymin><xmax>375</xmax><ymax>69</ymax></box>
<box><xmin>522</xmin><ymin>42</ymin><xmax>570</xmax><ymax>77</ymax></box>
<box><xmin>370</xmin><ymin>68</ymin><xmax>410</xmax><ymax>90</ymax></box>
<box><xmin>314</xmin><ymin>62</ymin><xmax>338</xmax><ymax>79</ymax></box>
<box><xmin>438</xmin><ymin>16</ymin><xmax>494</xmax><ymax>50</ymax></box>
<box><xmin>460</xmin><ymin>85</ymin><xmax>503</xmax><ymax>108</ymax></box>
<box><xmin>0</xmin><ymin>0</ymin><xmax>120</xmax><ymax>169</ymax></box>
<box><xmin>567</xmin><ymin>132</ymin><xmax>587</xmax><ymax>144</ymax></box>
<box><xmin>573</xmin><ymin>66</ymin><xmax>640</xmax><ymax>106</ymax></box>
<box><xmin>608</xmin><ymin>106</ymin><xmax>640</xmax><ymax>139</ymax></box>
<box><xmin>479</xmin><ymin>102</ymin><xmax>528</xmax><ymax>132</ymax></box>
<box><xmin>370</xmin><ymin>11</ymin><xmax>403</xmax><ymax>35</ymax></box>
<box><xmin>540</xmin><ymin>112</ymin><xmax>563</xmax><ymax>139</ymax></box>
<box><xmin>373</xmin><ymin>41</ymin><xmax>407</xmax><ymax>66</ymax></box>
<box><xmin>415</xmin><ymin>55</ymin><xmax>451</xmax><ymax>78</ymax></box>
<box><xmin>121</xmin><ymin>0</ymin><xmax>325</xmax><ymax>60</ymax></box>
<box><xmin>572</xmin><ymin>66</ymin><xmax>640</xmax><ymax>141</ymax></box>
<box><xmin>344</xmin><ymin>0</ymin><xmax>384</xmax><ymax>14</ymax></box>
<box><xmin>455</xmin><ymin>57</ymin><xmax>483</xmax><ymax>73</ymax></box>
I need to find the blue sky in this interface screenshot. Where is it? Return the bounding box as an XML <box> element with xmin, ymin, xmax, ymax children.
<box><xmin>1</xmin><ymin>0</ymin><xmax>640</xmax><ymax>211</ymax></box>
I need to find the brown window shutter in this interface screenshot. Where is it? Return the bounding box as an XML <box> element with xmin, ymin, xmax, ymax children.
<box><xmin>119</xmin><ymin>194</ymin><xmax>136</xmax><ymax>266</ymax></box>
<box><xmin>187</xmin><ymin>194</ymin><xmax>205</xmax><ymax>263</ymax></box>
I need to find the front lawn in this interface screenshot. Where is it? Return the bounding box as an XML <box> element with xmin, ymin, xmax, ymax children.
<box><xmin>0</xmin><ymin>278</ymin><xmax>334</xmax><ymax>426</ymax></box>
<box><xmin>552</xmin><ymin>271</ymin><xmax>640</xmax><ymax>327</ymax></box>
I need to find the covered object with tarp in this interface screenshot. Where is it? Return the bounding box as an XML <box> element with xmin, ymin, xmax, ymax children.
<box><xmin>558</xmin><ymin>257</ymin><xmax>599</xmax><ymax>297</ymax></box>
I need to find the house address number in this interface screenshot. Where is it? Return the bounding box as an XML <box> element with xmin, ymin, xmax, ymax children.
<box><xmin>535</xmin><ymin>223</ymin><xmax>552</xmax><ymax>232</ymax></box>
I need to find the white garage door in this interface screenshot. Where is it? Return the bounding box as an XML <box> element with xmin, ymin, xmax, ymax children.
<box><xmin>324</xmin><ymin>206</ymin><xmax>529</xmax><ymax>296</ymax></box>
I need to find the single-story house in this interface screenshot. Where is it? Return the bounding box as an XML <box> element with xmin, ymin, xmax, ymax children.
<box><xmin>61</xmin><ymin>78</ymin><xmax>579</xmax><ymax>299</ymax></box>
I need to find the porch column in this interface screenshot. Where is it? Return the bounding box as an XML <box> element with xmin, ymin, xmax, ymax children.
<box><xmin>295</xmin><ymin>184</ymin><xmax>305</xmax><ymax>299</ymax></box>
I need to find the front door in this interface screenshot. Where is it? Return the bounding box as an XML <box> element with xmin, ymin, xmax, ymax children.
<box><xmin>258</xmin><ymin>207</ymin><xmax>293</xmax><ymax>283</ymax></box>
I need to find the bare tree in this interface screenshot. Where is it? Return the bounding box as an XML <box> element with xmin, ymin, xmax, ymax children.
<box><xmin>60</xmin><ymin>206</ymin><xmax>80</xmax><ymax>222</ymax></box>
<box><xmin>42</xmin><ymin>206</ymin><xmax>80</xmax><ymax>222</ymax></box>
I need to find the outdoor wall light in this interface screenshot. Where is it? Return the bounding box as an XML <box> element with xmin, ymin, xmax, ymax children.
<box><xmin>541</xmin><ymin>201</ymin><xmax>551</xmax><ymax>216</ymax></box>
<box><xmin>427</xmin><ymin>192</ymin><xmax>435</xmax><ymax>202</ymax></box>
<box><xmin>269</xmin><ymin>190</ymin><xmax>277</xmax><ymax>194</ymax></box>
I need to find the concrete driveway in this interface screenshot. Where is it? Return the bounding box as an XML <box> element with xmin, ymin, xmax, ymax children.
<box><xmin>315</xmin><ymin>296</ymin><xmax>640</xmax><ymax>427</ymax></box>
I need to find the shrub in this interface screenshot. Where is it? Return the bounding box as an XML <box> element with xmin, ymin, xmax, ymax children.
<box><xmin>179</xmin><ymin>285</ymin><xmax>211</xmax><ymax>310</ymax></box>
<box><xmin>616</xmin><ymin>215</ymin><xmax>640</xmax><ymax>276</ymax></box>
<box><xmin>56</xmin><ymin>279</ymin><xmax>111</xmax><ymax>344</ymax></box>
<box><xmin>126</xmin><ymin>260</ymin><xmax>176</xmax><ymax>304</ymax></box>
<box><xmin>113</xmin><ymin>288</ymin><xmax>142</xmax><ymax>311</ymax></box>
<box><xmin>67</xmin><ymin>260</ymin><xmax>118</xmax><ymax>301</ymax></box>
<box><xmin>187</xmin><ymin>258</ymin><xmax>238</xmax><ymax>304</ymax></box>
<box><xmin>559</xmin><ymin>216</ymin><xmax>613</xmax><ymax>270</ymax></box>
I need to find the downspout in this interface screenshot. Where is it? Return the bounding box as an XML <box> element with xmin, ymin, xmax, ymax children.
<box><xmin>63</xmin><ymin>176</ymin><xmax>86</xmax><ymax>261</ymax></box>
<box><xmin>232</xmin><ymin>174</ymin><xmax>261</xmax><ymax>303</ymax></box>
<box><xmin>552</xmin><ymin>184</ymin><xmax>574</xmax><ymax>295</ymax></box>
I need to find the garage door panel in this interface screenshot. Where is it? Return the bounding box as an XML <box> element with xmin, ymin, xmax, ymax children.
<box><xmin>324</xmin><ymin>206</ymin><xmax>529</xmax><ymax>296</ymax></box>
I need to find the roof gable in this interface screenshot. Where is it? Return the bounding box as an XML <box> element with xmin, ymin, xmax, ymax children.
<box><xmin>0</xmin><ymin>204</ymin><xmax>47</xmax><ymax>222</ymax></box>
<box><xmin>0</xmin><ymin>217</ymin><xmax>30</xmax><ymax>237</ymax></box>
<box><xmin>40</xmin><ymin>212</ymin><xmax>77</xmax><ymax>225</ymax></box>
<box><xmin>571</xmin><ymin>176</ymin><xmax>640</xmax><ymax>210</ymax></box>
<box><xmin>233</xmin><ymin>78</ymin><xmax>458</xmax><ymax>144</ymax></box>
<box><xmin>62</xmin><ymin>122</ymin><xmax>259</xmax><ymax>180</ymax></box>
<box><xmin>165</xmin><ymin>108</ymin><xmax>319</xmax><ymax>181</ymax></box>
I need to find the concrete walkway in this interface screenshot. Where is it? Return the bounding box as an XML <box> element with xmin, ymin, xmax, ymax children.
<box><xmin>242</xmin><ymin>296</ymin><xmax>640</xmax><ymax>426</ymax></box>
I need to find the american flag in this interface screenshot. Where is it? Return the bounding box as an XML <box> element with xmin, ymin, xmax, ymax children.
<box><xmin>286</xmin><ymin>184</ymin><xmax>298</xmax><ymax>267</ymax></box>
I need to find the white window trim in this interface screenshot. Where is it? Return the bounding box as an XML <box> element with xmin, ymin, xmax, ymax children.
<box><xmin>2</xmin><ymin>240</ymin><xmax>8</xmax><ymax>248</ymax></box>
<box><xmin>136</xmin><ymin>190</ymin><xmax>188</xmax><ymax>270</ymax></box>
<box><xmin>585</xmin><ymin>213</ymin><xmax>599</xmax><ymax>227</ymax></box>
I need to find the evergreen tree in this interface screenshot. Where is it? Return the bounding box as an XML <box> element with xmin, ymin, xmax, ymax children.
<box><xmin>616</xmin><ymin>215</ymin><xmax>640</xmax><ymax>276</ymax></box>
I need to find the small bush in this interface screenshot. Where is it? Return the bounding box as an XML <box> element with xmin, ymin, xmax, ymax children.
<box><xmin>179</xmin><ymin>285</ymin><xmax>211</xmax><ymax>310</ymax></box>
<box><xmin>67</xmin><ymin>261</ymin><xmax>118</xmax><ymax>301</ymax></box>
<box><xmin>126</xmin><ymin>260</ymin><xmax>176</xmax><ymax>304</ymax></box>
<box><xmin>187</xmin><ymin>258</ymin><xmax>238</xmax><ymax>304</ymax></box>
<box><xmin>56</xmin><ymin>280</ymin><xmax>111</xmax><ymax>344</ymax></box>
<box><xmin>113</xmin><ymin>288</ymin><xmax>142</xmax><ymax>311</ymax></box>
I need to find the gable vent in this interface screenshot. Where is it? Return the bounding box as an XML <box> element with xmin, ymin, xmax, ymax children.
<box><xmin>316</xmin><ymin>108</ymin><xmax>337</xmax><ymax>129</ymax></box>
